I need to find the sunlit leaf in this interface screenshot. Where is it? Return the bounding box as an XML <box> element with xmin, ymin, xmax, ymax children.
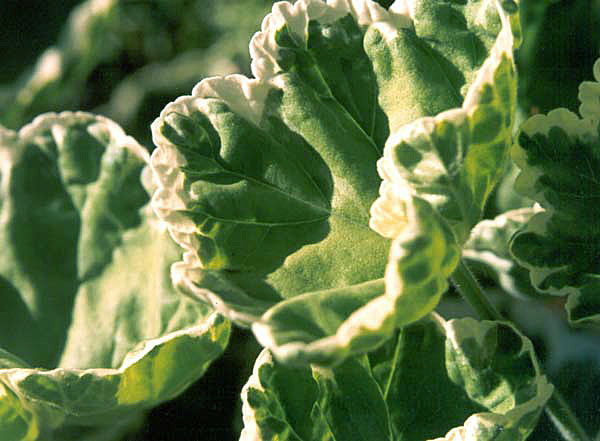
<box><xmin>371</xmin><ymin>0</ymin><xmax>519</xmax><ymax>243</ymax></box>
<box><xmin>151</xmin><ymin>0</ymin><xmax>520</xmax><ymax>365</ymax></box>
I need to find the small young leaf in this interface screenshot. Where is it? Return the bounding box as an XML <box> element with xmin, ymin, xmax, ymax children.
<box><xmin>240</xmin><ymin>350</ymin><xmax>318</xmax><ymax>441</ymax></box>
<box><xmin>240</xmin><ymin>349</ymin><xmax>392</xmax><ymax>441</ymax></box>
<box><xmin>463</xmin><ymin>207</ymin><xmax>540</xmax><ymax>299</ymax></box>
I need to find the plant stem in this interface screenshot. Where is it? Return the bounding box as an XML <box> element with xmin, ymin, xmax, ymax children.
<box><xmin>450</xmin><ymin>258</ymin><xmax>591</xmax><ymax>441</ymax></box>
<box><xmin>450</xmin><ymin>259</ymin><xmax>502</xmax><ymax>321</ymax></box>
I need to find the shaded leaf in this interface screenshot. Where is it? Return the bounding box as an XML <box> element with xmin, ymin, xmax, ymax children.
<box><xmin>0</xmin><ymin>112</ymin><xmax>230</xmax><ymax>441</ymax></box>
<box><xmin>463</xmin><ymin>207</ymin><xmax>540</xmax><ymax>299</ymax></box>
<box><xmin>510</xmin><ymin>57</ymin><xmax>600</xmax><ymax>326</ymax></box>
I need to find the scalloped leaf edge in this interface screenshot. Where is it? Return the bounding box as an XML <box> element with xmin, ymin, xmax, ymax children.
<box><xmin>370</xmin><ymin>0</ymin><xmax>517</xmax><ymax>241</ymax></box>
<box><xmin>252</xmin><ymin>195</ymin><xmax>459</xmax><ymax>366</ymax></box>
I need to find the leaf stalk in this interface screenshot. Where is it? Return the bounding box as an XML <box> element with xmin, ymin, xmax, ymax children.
<box><xmin>450</xmin><ymin>259</ymin><xmax>502</xmax><ymax>321</ymax></box>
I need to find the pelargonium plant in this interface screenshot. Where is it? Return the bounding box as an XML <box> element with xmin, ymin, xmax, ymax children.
<box><xmin>1</xmin><ymin>0</ymin><xmax>599</xmax><ymax>440</ymax></box>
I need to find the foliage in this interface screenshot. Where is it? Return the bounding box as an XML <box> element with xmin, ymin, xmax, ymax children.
<box><xmin>0</xmin><ymin>0</ymin><xmax>599</xmax><ymax>440</ymax></box>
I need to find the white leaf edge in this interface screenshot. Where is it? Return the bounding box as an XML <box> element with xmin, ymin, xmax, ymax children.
<box><xmin>1</xmin><ymin>112</ymin><xmax>148</xmax><ymax>206</ymax></box>
<box><xmin>251</xmin><ymin>280</ymin><xmax>394</xmax><ymax>365</ymax></box>
<box><xmin>370</xmin><ymin>108</ymin><xmax>467</xmax><ymax>239</ymax></box>
<box><xmin>239</xmin><ymin>349</ymin><xmax>274</xmax><ymax>441</ymax></box>
<box><xmin>0</xmin><ymin>311</ymin><xmax>227</xmax><ymax>430</ymax></box>
<box><xmin>19</xmin><ymin>111</ymin><xmax>148</xmax><ymax>164</ymax></box>
<box><xmin>149</xmin><ymin>75</ymin><xmax>274</xmax><ymax>319</ymax></box>
<box><xmin>369</xmin><ymin>0</ymin><xmax>517</xmax><ymax>241</ymax></box>
<box><xmin>462</xmin><ymin>206</ymin><xmax>540</xmax><ymax>299</ymax></box>
<box><xmin>431</xmin><ymin>315</ymin><xmax>554</xmax><ymax>441</ymax></box>
<box><xmin>149</xmin><ymin>0</ymin><xmax>416</xmax><ymax>322</ymax></box>
<box><xmin>252</xmin><ymin>195</ymin><xmax>459</xmax><ymax>366</ymax></box>
<box><xmin>242</xmin><ymin>315</ymin><xmax>553</xmax><ymax>441</ymax></box>
<box><xmin>250</xmin><ymin>0</ymin><xmax>413</xmax><ymax>80</ymax></box>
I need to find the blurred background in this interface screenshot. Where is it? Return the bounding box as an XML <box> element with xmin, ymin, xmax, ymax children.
<box><xmin>0</xmin><ymin>0</ymin><xmax>599</xmax><ymax>440</ymax></box>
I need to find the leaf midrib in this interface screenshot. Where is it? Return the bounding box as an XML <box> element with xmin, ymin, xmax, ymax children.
<box><xmin>185</xmin><ymin>148</ymin><xmax>375</xmax><ymax>229</ymax></box>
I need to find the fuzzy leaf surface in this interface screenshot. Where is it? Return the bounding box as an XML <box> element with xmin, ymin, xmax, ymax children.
<box><xmin>371</xmin><ymin>0</ymin><xmax>519</xmax><ymax>243</ymax></box>
<box><xmin>151</xmin><ymin>0</ymin><xmax>520</xmax><ymax>365</ymax></box>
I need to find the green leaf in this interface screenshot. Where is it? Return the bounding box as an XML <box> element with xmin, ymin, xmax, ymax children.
<box><xmin>248</xmin><ymin>191</ymin><xmax>459</xmax><ymax>366</ymax></box>
<box><xmin>0</xmin><ymin>112</ymin><xmax>230</xmax><ymax>441</ymax></box>
<box><xmin>370</xmin><ymin>1</ymin><xmax>519</xmax><ymax>243</ymax></box>
<box><xmin>242</xmin><ymin>315</ymin><xmax>552</xmax><ymax>441</ymax></box>
<box><xmin>510</xmin><ymin>57</ymin><xmax>600</xmax><ymax>326</ymax></box>
<box><xmin>372</xmin><ymin>315</ymin><xmax>552</xmax><ymax>441</ymax></box>
<box><xmin>370</xmin><ymin>318</ymin><xmax>484</xmax><ymax>441</ymax></box>
<box><xmin>0</xmin><ymin>112</ymin><xmax>147</xmax><ymax>368</ymax></box>
<box><xmin>463</xmin><ymin>207</ymin><xmax>540</xmax><ymax>299</ymax></box>
<box><xmin>240</xmin><ymin>350</ymin><xmax>318</xmax><ymax>441</ymax></box>
<box><xmin>151</xmin><ymin>0</ymin><xmax>520</xmax><ymax>364</ymax></box>
<box><xmin>240</xmin><ymin>350</ymin><xmax>391</xmax><ymax>441</ymax></box>
<box><xmin>312</xmin><ymin>357</ymin><xmax>392</xmax><ymax>441</ymax></box>
<box><xmin>437</xmin><ymin>316</ymin><xmax>553</xmax><ymax>440</ymax></box>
